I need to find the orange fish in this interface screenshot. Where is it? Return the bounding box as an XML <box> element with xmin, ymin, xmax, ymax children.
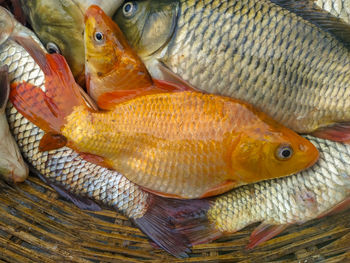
<box><xmin>10</xmin><ymin>37</ymin><xmax>319</xmax><ymax>199</ymax></box>
<box><xmin>84</xmin><ymin>5</ymin><xmax>192</xmax><ymax>110</ymax></box>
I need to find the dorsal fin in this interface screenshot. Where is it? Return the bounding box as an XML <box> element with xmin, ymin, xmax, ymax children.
<box><xmin>271</xmin><ymin>0</ymin><xmax>350</xmax><ymax>50</ymax></box>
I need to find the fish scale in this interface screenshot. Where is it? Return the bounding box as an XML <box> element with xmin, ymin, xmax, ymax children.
<box><xmin>115</xmin><ymin>0</ymin><xmax>350</xmax><ymax>134</ymax></box>
<box><xmin>0</xmin><ymin>27</ymin><xmax>149</xmax><ymax>219</ymax></box>
<box><xmin>208</xmin><ymin>136</ymin><xmax>350</xmax><ymax>233</ymax></box>
<box><xmin>316</xmin><ymin>0</ymin><xmax>350</xmax><ymax>24</ymax></box>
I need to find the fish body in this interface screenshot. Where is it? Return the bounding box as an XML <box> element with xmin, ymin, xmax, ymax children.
<box><xmin>0</xmin><ymin>7</ymin><xmax>205</xmax><ymax>257</ymax></box>
<box><xmin>20</xmin><ymin>0</ymin><xmax>123</xmax><ymax>85</ymax></box>
<box><xmin>114</xmin><ymin>0</ymin><xmax>350</xmax><ymax>139</ymax></box>
<box><xmin>10</xmin><ymin>44</ymin><xmax>319</xmax><ymax>199</ymax></box>
<box><xmin>316</xmin><ymin>0</ymin><xmax>350</xmax><ymax>24</ymax></box>
<box><xmin>57</xmin><ymin>91</ymin><xmax>318</xmax><ymax>199</ymax></box>
<box><xmin>206</xmin><ymin>135</ymin><xmax>350</xmax><ymax>248</ymax></box>
<box><xmin>0</xmin><ymin>65</ymin><xmax>28</xmax><ymax>183</ymax></box>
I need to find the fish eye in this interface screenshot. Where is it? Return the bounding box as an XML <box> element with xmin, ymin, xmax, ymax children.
<box><xmin>123</xmin><ymin>1</ymin><xmax>137</xmax><ymax>18</ymax></box>
<box><xmin>46</xmin><ymin>42</ymin><xmax>61</xmax><ymax>54</ymax></box>
<box><xmin>94</xmin><ymin>32</ymin><xmax>104</xmax><ymax>42</ymax></box>
<box><xmin>276</xmin><ymin>145</ymin><xmax>293</xmax><ymax>160</ymax></box>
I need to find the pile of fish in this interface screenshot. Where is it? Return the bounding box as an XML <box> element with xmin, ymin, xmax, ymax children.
<box><xmin>0</xmin><ymin>0</ymin><xmax>349</xmax><ymax>258</ymax></box>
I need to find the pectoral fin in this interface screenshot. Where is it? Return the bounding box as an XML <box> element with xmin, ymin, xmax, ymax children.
<box><xmin>311</xmin><ymin>123</ymin><xmax>350</xmax><ymax>143</ymax></box>
<box><xmin>39</xmin><ymin>133</ymin><xmax>67</xmax><ymax>152</ymax></box>
<box><xmin>247</xmin><ymin>223</ymin><xmax>289</xmax><ymax>249</ymax></box>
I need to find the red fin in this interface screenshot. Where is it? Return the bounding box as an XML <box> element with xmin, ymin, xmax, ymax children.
<box><xmin>157</xmin><ymin>61</ymin><xmax>199</xmax><ymax>91</ymax></box>
<box><xmin>317</xmin><ymin>197</ymin><xmax>350</xmax><ymax>219</ymax></box>
<box><xmin>39</xmin><ymin>133</ymin><xmax>67</xmax><ymax>152</ymax></box>
<box><xmin>247</xmin><ymin>223</ymin><xmax>289</xmax><ymax>250</ymax></box>
<box><xmin>312</xmin><ymin>123</ymin><xmax>350</xmax><ymax>143</ymax></box>
<box><xmin>200</xmin><ymin>180</ymin><xmax>236</xmax><ymax>198</ymax></box>
<box><xmin>132</xmin><ymin>195</ymin><xmax>219</xmax><ymax>258</ymax></box>
<box><xmin>10</xmin><ymin>36</ymin><xmax>87</xmax><ymax>134</ymax></box>
<box><xmin>97</xmin><ymin>80</ymin><xmax>196</xmax><ymax>110</ymax></box>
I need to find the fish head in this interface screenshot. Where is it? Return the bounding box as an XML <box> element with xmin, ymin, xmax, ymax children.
<box><xmin>113</xmin><ymin>0</ymin><xmax>179</xmax><ymax>58</ymax></box>
<box><xmin>84</xmin><ymin>5</ymin><xmax>152</xmax><ymax>103</ymax></box>
<box><xmin>230</xmin><ymin>123</ymin><xmax>319</xmax><ymax>183</ymax></box>
<box><xmin>0</xmin><ymin>7</ymin><xmax>14</xmax><ymax>46</ymax></box>
<box><xmin>20</xmin><ymin>0</ymin><xmax>86</xmax><ymax>85</ymax></box>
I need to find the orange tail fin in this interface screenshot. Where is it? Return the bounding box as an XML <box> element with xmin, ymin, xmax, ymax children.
<box><xmin>10</xmin><ymin>36</ymin><xmax>87</xmax><ymax>149</ymax></box>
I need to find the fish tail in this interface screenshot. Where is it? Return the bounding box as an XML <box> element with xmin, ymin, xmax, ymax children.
<box><xmin>132</xmin><ymin>196</ymin><xmax>222</xmax><ymax>257</ymax></box>
<box><xmin>10</xmin><ymin>36</ymin><xmax>88</xmax><ymax>151</ymax></box>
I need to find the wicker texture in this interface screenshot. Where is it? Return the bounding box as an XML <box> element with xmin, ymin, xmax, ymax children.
<box><xmin>0</xmin><ymin>175</ymin><xmax>349</xmax><ymax>263</ymax></box>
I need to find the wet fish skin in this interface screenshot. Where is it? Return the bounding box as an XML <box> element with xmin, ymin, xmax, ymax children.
<box><xmin>208</xmin><ymin>135</ymin><xmax>350</xmax><ymax>247</ymax></box>
<box><xmin>20</xmin><ymin>0</ymin><xmax>123</xmax><ymax>85</ymax></box>
<box><xmin>316</xmin><ymin>0</ymin><xmax>350</xmax><ymax>24</ymax></box>
<box><xmin>0</xmin><ymin>11</ymin><xmax>148</xmax><ymax>219</ymax></box>
<box><xmin>114</xmin><ymin>0</ymin><xmax>350</xmax><ymax>135</ymax></box>
<box><xmin>0</xmin><ymin>8</ymin><xmax>202</xmax><ymax>257</ymax></box>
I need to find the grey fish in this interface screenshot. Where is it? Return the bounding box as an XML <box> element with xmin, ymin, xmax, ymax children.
<box><xmin>316</xmin><ymin>0</ymin><xmax>350</xmax><ymax>24</ymax></box>
<box><xmin>113</xmin><ymin>0</ymin><xmax>350</xmax><ymax>141</ymax></box>
<box><xmin>0</xmin><ymin>7</ymin><xmax>206</xmax><ymax>258</ymax></box>
<box><xmin>178</xmin><ymin>136</ymin><xmax>350</xmax><ymax>248</ymax></box>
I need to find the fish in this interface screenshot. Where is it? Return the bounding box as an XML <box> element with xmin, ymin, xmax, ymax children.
<box><xmin>84</xmin><ymin>5</ymin><xmax>192</xmax><ymax>110</ymax></box>
<box><xmin>176</xmin><ymin>136</ymin><xmax>350</xmax><ymax>249</ymax></box>
<box><xmin>316</xmin><ymin>0</ymin><xmax>350</xmax><ymax>24</ymax></box>
<box><xmin>20</xmin><ymin>0</ymin><xmax>123</xmax><ymax>85</ymax></box>
<box><xmin>0</xmin><ymin>64</ymin><xmax>28</xmax><ymax>183</ymax></box>
<box><xmin>113</xmin><ymin>0</ymin><xmax>350</xmax><ymax>142</ymax></box>
<box><xmin>10</xmin><ymin>36</ymin><xmax>319</xmax><ymax>199</ymax></box>
<box><xmin>0</xmin><ymin>6</ymin><xmax>211</xmax><ymax>257</ymax></box>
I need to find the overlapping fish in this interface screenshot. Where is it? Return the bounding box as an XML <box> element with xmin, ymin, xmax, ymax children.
<box><xmin>84</xmin><ymin>5</ymin><xmax>192</xmax><ymax>110</ymax></box>
<box><xmin>180</xmin><ymin>136</ymin><xmax>350</xmax><ymax>248</ymax></box>
<box><xmin>10</xmin><ymin>39</ymin><xmax>319</xmax><ymax>200</ymax></box>
<box><xmin>113</xmin><ymin>0</ymin><xmax>350</xmax><ymax>142</ymax></box>
<box><xmin>0</xmin><ymin>7</ymin><xmax>209</xmax><ymax>257</ymax></box>
<box><xmin>0</xmin><ymin>65</ymin><xmax>28</xmax><ymax>183</ymax></box>
<box><xmin>20</xmin><ymin>0</ymin><xmax>123</xmax><ymax>85</ymax></box>
<box><xmin>316</xmin><ymin>0</ymin><xmax>350</xmax><ymax>24</ymax></box>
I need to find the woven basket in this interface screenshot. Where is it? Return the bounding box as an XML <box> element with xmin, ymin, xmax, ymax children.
<box><xmin>0</xmin><ymin>174</ymin><xmax>349</xmax><ymax>263</ymax></box>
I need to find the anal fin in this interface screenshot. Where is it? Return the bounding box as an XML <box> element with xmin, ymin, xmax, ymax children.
<box><xmin>200</xmin><ymin>180</ymin><xmax>236</xmax><ymax>198</ymax></box>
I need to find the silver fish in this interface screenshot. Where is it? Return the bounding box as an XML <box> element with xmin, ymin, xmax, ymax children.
<box><xmin>0</xmin><ymin>7</ymin><xmax>203</xmax><ymax>258</ymax></box>
<box><xmin>202</xmin><ymin>136</ymin><xmax>350</xmax><ymax>248</ymax></box>
<box><xmin>316</xmin><ymin>0</ymin><xmax>350</xmax><ymax>24</ymax></box>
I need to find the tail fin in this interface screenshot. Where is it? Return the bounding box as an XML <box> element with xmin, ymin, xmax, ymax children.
<box><xmin>132</xmin><ymin>196</ymin><xmax>222</xmax><ymax>258</ymax></box>
<box><xmin>10</xmin><ymin>36</ymin><xmax>87</xmax><ymax>135</ymax></box>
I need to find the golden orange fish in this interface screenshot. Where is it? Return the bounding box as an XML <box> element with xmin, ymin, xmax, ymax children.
<box><xmin>84</xmin><ymin>5</ymin><xmax>191</xmax><ymax>110</ymax></box>
<box><xmin>10</xmin><ymin>38</ymin><xmax>319</xmax><ymax>199</ymax></box>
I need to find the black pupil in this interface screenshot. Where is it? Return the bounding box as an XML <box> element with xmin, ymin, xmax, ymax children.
<box><xmin>281</xmin><ymin>149</ymin><xmax>291</xmax><ymax>158</ymax></box>
<box><xmin>95</xmin><ymin>32</ymin><xmax>103</xmax><ymax>41</ymax></box>
<box><xmin>124</xmin><ymin>3</ymin><xmax>132</xmax><ymax>13</ymax></box>
<box><xmin>48</xmin><ymin>48</ymin><xmax>56</xmax><ymax>54</ymax></box>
